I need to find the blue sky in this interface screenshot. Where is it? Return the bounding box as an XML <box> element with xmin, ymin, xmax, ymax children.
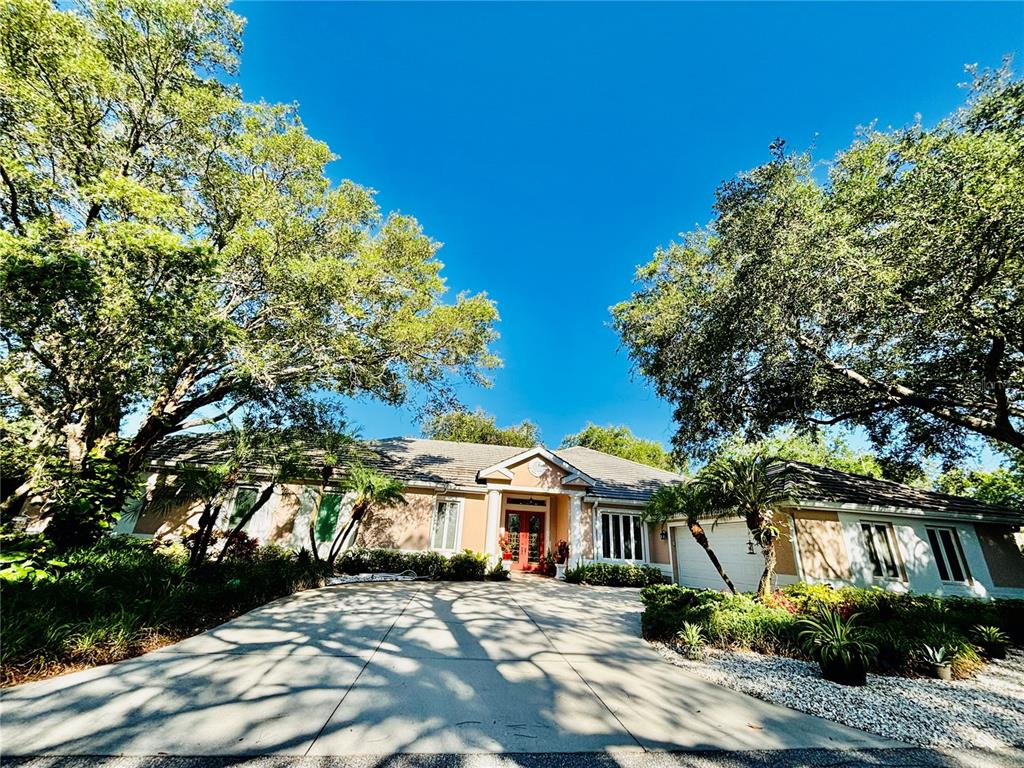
<box><xmin>234</xmin><ymin>1</ymin><xmax>1022</xmax><ymax>457</ymax></box>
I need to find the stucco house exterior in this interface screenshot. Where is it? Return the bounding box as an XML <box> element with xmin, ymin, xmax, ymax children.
<box><xmin>127</xmin><ymin>436</ymin><xmax>1024</xmax><ymax>598</ymax></box>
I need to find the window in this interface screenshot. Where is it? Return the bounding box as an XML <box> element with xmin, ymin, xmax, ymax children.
<box><xmin>927</xmin><ymin>527</ymin><xmax>972</xmax><ymax>584</ymax></box>
<box><xmin>430</xmin><ymin>499</ymin><xmax>461</xmax><ymax>551</ymax></box>
<box><xmin>599</xmin><ymin>511</ymin><xmax>644</xmax><ymax>562</ymax></box>
<box><xmin>859</xmin><ymin>522</ymin><xmax>902</xmax><ymax>579</ymax></box>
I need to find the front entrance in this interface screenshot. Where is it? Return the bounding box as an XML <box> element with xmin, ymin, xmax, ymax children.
<box><xmin>504</xmin><ymin>503</ymin><xmax>547</xmax><ymax>571</ymax></box>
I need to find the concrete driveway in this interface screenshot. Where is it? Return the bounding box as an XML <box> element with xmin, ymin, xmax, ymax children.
<box><xmin>0</xmin><ymin>578</ymin><xmax>895</xmax><ymax>757</ymax></box>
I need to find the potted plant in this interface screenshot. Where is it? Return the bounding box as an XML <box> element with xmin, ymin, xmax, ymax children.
<box><xmin>553</xmin><ymin>539</ymin><xmax>569</xmax><ymax>580</ymax></box>
<box><xmin>498</xmin><ymin>531</ymin><xmax>513</xmax><ymax>571</ymax></box>
<box><xmin>798</xmin><ymin>606</ymin><xmax>877</xmax><ymax>686</ymax></box>
<box><xmin>973</xmin><ymin>625</ymin><xmax>1010</xmax><ymax>660</ymax></box>
<box><xmin>922</xmin><ymin>644</ymin><xmax>952</xmax><ymax>680</ymax></box>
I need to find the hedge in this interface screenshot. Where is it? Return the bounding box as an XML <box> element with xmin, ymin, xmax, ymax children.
<box><xmin>564</xmin><ymin>562</ymin><xmax>667</xmax><ymax>587</ymax></box>
<box><xmin>334</xmin><ymin>547</ymin><xmax>490</xmax><ymax>581</ymax></box>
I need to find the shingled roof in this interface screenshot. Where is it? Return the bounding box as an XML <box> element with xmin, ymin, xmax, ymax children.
<box><xmin>783</xmin><ymin>460</ymin><xmax>1023</xmax><ymax>524</ymax></box>
<box><xmin>146</xmin><ymin>434</ymin><xmax>687</xmax><ymax>502</ymax></box>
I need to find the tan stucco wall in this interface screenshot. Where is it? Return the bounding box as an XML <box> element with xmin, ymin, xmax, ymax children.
<box><xmin>507</xmin><ymin>457</ymin><xmax>566</xmax><ymax>490</ymax></box>
<box><xmin>553</xmin><ymin>494</ymin><xmax>569</xmax><ymax>545</ymax></box>
<box><xmin>774</xmin><ymin>515</ymin><xmax>798</xmax><ymax>577</ymax></box>
<box><xmin>459</xmin><ymin>493</ymin><xmax>488</xmax><ymax>551</ymax></box>
<box><xmin>358</xmin><ymin>488</ymin><xmax>435</xmax><ymax>550</ymax></box>
<box><xmin>976</xmin><ymin>524</ymin><xmax>1024</xmax><ymax>588</ymax></box>
<box><xmin>580</xmin><ymin>501</ymin><xmax>594</xmax><ymax>559</ymax></box>
<box><xmin>647</xmin><ymin>522</ymin><xmax>670</xmax><ymax>564</ymax></box>
<box><xmin>790</xmin><ymin>509</ymin><xmax>852</xmax><ymax>580</ymax></box>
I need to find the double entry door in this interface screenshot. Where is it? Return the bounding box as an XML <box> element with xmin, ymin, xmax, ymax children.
<box><xmin>504</xmin><ymin>508</ymin><xmax>546</xmax><ymax>570</ymax></box>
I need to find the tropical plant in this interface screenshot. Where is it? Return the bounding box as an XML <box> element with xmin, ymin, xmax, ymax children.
<box><xmin>644</xmin><ymin>481</ymin><xmax>736</xmax><ymax>594</ymax></box>
<box><xmin>697</xmin><ymin>454</ymin><xmax>803</xmax><ymax>599</ymax></box>
<box><xmin>560</xmin><ymin>424</ymin><xmax>675</xmax><ymax>471</ymax></box>
<box><xmin>422</xmin><ymin>409</ymin><xmax>539</xmax><ymax>448</ymax></box>
<box><xmin>973</xmin><ymin>625</ymin><xmax>1010</xmax><ymax>646</ymax></box>
<box><xmin>0</xmin><ymin>533</ymin><xmax>66</xmax><ymax>583</ymax></box>
<box><xmin>612</xmin><ymin>64</ymin><xmax>1024</xmax><ymax>468</ymax></box>
<box><xmin>0</xmin><ymin>0</ymin><xmax>499</xmax><ymax>528</ymax></box>
<box><xmin>324</xmin><ymin>466</ymin><xmax>406</xmax><ymax>567</ymax></box>
<box><xmin>922</xmin><ymin>644</ymin><xmax>950</xmax><ymax>666</ymax></box>
<box><xmin>676</xmin><ymin>621</ymin><xmax>706</xmax><ymax>661</ymax></box>
<box><xmin>554</xmin><ymin>540</ymin><xmax>569</xmax><ymax>564</ymax></box>
<box><xmin>798</xmin><ymin>607</ymin><xmax>877</xmax><ymax>685</ymax></box>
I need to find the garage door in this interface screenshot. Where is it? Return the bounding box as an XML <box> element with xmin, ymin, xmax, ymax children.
<box><xmin>673</xmin><ymin>521</ymin><xmax>764</xmax><ymax>593</ymax></box>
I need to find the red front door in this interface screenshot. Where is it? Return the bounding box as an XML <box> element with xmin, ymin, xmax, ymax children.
<box><xmin>505</xmin><ymin>510</ymin><xmax>546</xmax><ymax>570</ymax></box>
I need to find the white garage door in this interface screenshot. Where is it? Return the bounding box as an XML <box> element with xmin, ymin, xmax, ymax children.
<box><xmin>673</xmin><ymin>521</ymin><xmax>764</xmax><ymax>593</ymax></box>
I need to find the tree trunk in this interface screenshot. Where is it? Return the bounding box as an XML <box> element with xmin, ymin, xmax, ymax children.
<box><xmin>307</xmin><ymin>465</ymin><xmax>333</xmax><ymax>563</ymax></box>
<box><xmin>756</xmin><ymin>536</ymin><xmax>777</xmax><ymax>601</ymax></box>
<box><xmin>215</xmin><ymin>483</ymin><xmax>275</xmax><ymax>565</ymax></box>
<box><xmin>189</xmin><ymin>501</ymin><xmax>223</xmax><ymax>570</ymax></box>
<box><xmin>326</xmin><ymin>503</ymin><xmax>366</xmax><ymax>568</ymax></box>
<box><xmin>687</xmin><ymin>518</ymin><xmax>737</xmax><ymax>594</ymax></box>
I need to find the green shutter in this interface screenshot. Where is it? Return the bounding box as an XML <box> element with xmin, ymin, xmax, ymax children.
<box><xmin>316</xmin><ymin>493</ymin><xmax>342</xmax><ymax>543</ymax></box>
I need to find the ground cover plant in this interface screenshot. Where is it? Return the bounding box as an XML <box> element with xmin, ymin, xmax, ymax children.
<box><xmin>641</xmin><ymin>581</ymin><xmax>1023</xmax><ymax>678</ymax></box>
<box><xmin>564</xmin><ymin>562</ymin><xmax>667</xmax><ymax>587</ymax></box>
<box><xmin>0</xmin><ymin>535</ymin><xmax>330</xmax><ymax>687</ymax></box>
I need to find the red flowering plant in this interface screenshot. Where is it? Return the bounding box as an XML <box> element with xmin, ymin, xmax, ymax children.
<box><xmin>498</xmin><ymin>531</ymin><xmax>513</xmax><ymax>559</ymax></box>
<box><xmin>763</xmin><ymin>590</ymin><xmax>798</xmax><ymax>615</ymax></box>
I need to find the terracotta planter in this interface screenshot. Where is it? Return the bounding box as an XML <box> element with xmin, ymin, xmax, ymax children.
<box><xmin>931</xmin><ymin>663</ymin><xmax>952</xmax><ymax>681</ymax></box>
<box><xmin>818</xmin><ymin>657</ymin><xmax>867</xmax><ymax>686</ymax></box>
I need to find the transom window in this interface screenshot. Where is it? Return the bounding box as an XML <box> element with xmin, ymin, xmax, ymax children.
<box><xmin>430</xmin><ymin>499</ymin><xmax>461</xmax><ymax>551</ymax></box>
<box><xmin>859</xmin><ymin>522</ymin><xmax>902</xmax><ymax>580</ymax></box>
<box><xmin>926</xmin><ymin>527</ymin><xmax>972</xmax><ymax>584</ymax></box>
<box><xmin>599</xmin><ymin>511</ymin><xmax>644</xmax><ymax>562</ymax></box>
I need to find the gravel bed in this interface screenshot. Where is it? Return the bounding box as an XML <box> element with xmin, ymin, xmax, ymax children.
<box><xmin>655</xmin><ymin>642</ymin><xmax>1024</xmax><ymax>751</ymax></box>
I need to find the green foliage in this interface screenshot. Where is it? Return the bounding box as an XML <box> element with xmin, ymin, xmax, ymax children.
<box><xmin>44</xmin><ymin>442</ymin><xmax>138</xmax><ymax>549</ymax></box>
<box><xmin>717</xmin><ymin>429</ymin><xmax>887</xmax><ymax>480</ymax></box>
<box><xmin>0</xmin><ymin>533</ymin><xmax>66</xmax><ymax>583</ymax></box>
<box><xmin>0</xmin><ymin>0</ymin><xmax>498</xmax><ymax>523</ymax></box>
<box><xmin>936</xmin><ymin>453</ymin><xmax>1024</xmax><ymax>510</ymax></box>
<box><xmin>0</xmin><ymin>536</ymin><xmax>329</xmax><ymax>682</ymax></box>
<box><xmin>798</xmin><ymin>607</ymin><xmax>877</xmax><ymax>668</ymax></box>
<box><xmin>640</xmin><ymin>581</ymin><xmax>1021</xmax><ymax>678</ymax></box>
<box><xmin>613</xmin><ymin>64</ymin><xmax>1024</xmax><ymax>465</ymax></box>
<box><xmin>485</xmin><ymin>560</ymin><xmax>510</xmax><ymax>581</ymax></box>
<box><xmin>973</xmin><ymin>624</ymin><xmax>1010</xmax><ymax>646</ymax></box>
<box><xmin>563</xmin><ymin>562</ymin><xmax>666</xmax><ymax>588</ymax></box>
<box><xmin>676</xmin><ymin>621</ymin><xmax>706</xmax><ymax>660</ymax></box>
<box><xmin>922</xmin><ymin>644</ymin><xmax>949</xmax><ymax>665</ymax></box>
<box><xmin>333</xmin><ymin>547</ymin><xmax>491</xmax><ymax>581</ymax></box>
<box><xmin>422</xmin><ymin>408</ymin><xmax>539</xmax><ymax>448</ymax></box>
<box><xmin>560</xmin><ymin>423</ymin><xmax>675</xmax><ymax>471</ymax></box>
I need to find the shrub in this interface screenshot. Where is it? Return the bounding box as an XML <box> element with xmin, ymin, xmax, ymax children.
<box><xmin>485</xmin><ymin>560</ymin><xmax>510</xmax><ymax>581</ymax></box>
<box><xmin>704</xmin><ymin>594</ymin><xmax>798</xmax><ymax>654</ymax></box>
<box><xmin>564</xmin><ymin>562</ymin><xmax>666</xmax><ymax>588</ymax></box>
<box><xmin>676</xmin><ymin>621</ymin><xmax>706</xmax><ymax>661</ymax></box>
<box><xmin>640</xmin><ymin>584</ymin><xmax>704</xmax><ymax>638</ymax></box>
<box><xmin>333</xmin><ymin>547</ymin><xmax>493</xmax><ymax>581</ymax></box>
<box><xmin>444</xmin><ymin>550</ymin><xmax>489</xmax><ymax>581</ymax></box>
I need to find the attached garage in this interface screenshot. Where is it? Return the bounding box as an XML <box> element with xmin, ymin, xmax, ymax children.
<box><xmin>672</xmin><ymin>521</ymin><xmax>765</xmax><ymax>593</ymax></box>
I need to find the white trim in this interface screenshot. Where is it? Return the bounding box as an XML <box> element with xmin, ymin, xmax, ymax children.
<box><xmin>793</xmin><ymin>499</ymin><xmax>1022</xmax><ymax>526</ymax></box>
<box><xmin>487</xmin><ymin>483</ymin><xmax>586</xmax><ymax>497</ymax></box>
<box><xmin>476</xmin><ymin>446</ymin><xmax>597</xmax><ymax>487</ymax></box>
<box><xmin>429</xmin><ymin>496</ymin><xmax>464</xmax><ymax>553</ymax></box>
<box><xmin>583</xmin><ymin>496</ymin><xmax>647</xmax><ymax>508</ymax></box>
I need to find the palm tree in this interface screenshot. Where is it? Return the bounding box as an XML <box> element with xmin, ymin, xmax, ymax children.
<box><xmin>325</xmin><ymin>465</ymin><xmax>406</xmax><ymax>567</ymax></box>
<box><xmin>644</xmin><ymin>482</ymin><xmax>737</xmax><ymax>594</ymax></box>
<box><xmin>697</xmin><ymin>454</ymin><xmax>803</xmax><ymax>600</ymax></box>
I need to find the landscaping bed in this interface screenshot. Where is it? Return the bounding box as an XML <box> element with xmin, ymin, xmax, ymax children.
<box><xmin>642</xmin><ymin>582</ymin><xmax>1023</xmax><ymax>678</ymax></box>
<box><xmin>0</xmin><ymin>536</ymin><xmax>330</xmax><ymax>687</ymax></box>
<box><xmin>655</xmin><ymin>643</ymin><xmax>1024</xmax><ymax>750</ymax></box>
<box><xmin>564</xmin><ymin>561</ymin><xmax>667</xmax><ymax>587</ymax></box>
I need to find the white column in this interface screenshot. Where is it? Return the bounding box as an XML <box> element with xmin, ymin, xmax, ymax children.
<box><xmin>484</xmin><ymin>488</ymin><xmax>502</xmax><ymax>562</ymax></box>
<box><xmin>569</xmin><ymin>493</ymin><xmax>583</xmax><ymax>568</ymax></box>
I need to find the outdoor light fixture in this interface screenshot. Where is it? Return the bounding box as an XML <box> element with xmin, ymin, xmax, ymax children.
<box><xmin>659</xmin><ymin>529</ymin><xmax>668</xmax><ymax>541</ymax></box>
<box><xmin>746</xmin><ymin>536</ymin><xmax>756</xmax><ymax>555</ymax></box>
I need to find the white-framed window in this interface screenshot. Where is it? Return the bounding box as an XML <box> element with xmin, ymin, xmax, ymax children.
<box><xmin>859</xmin><ymin>521</ymin><xmax>903</xmax><ymax>580</ymax></box>
<box><xmin>597</xmin><ymin>510</ymin><xmax>645</xmax><ymax>562</ymax></box>
<box><xmin>926</xmin><ymin>527</ymin><xmax>972</xmax><ymax>584</ymax></box>
<box><xmin>430</xmin><ymin>498</ymin><xmax>462</xmax><ymax>551</ymax></box>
